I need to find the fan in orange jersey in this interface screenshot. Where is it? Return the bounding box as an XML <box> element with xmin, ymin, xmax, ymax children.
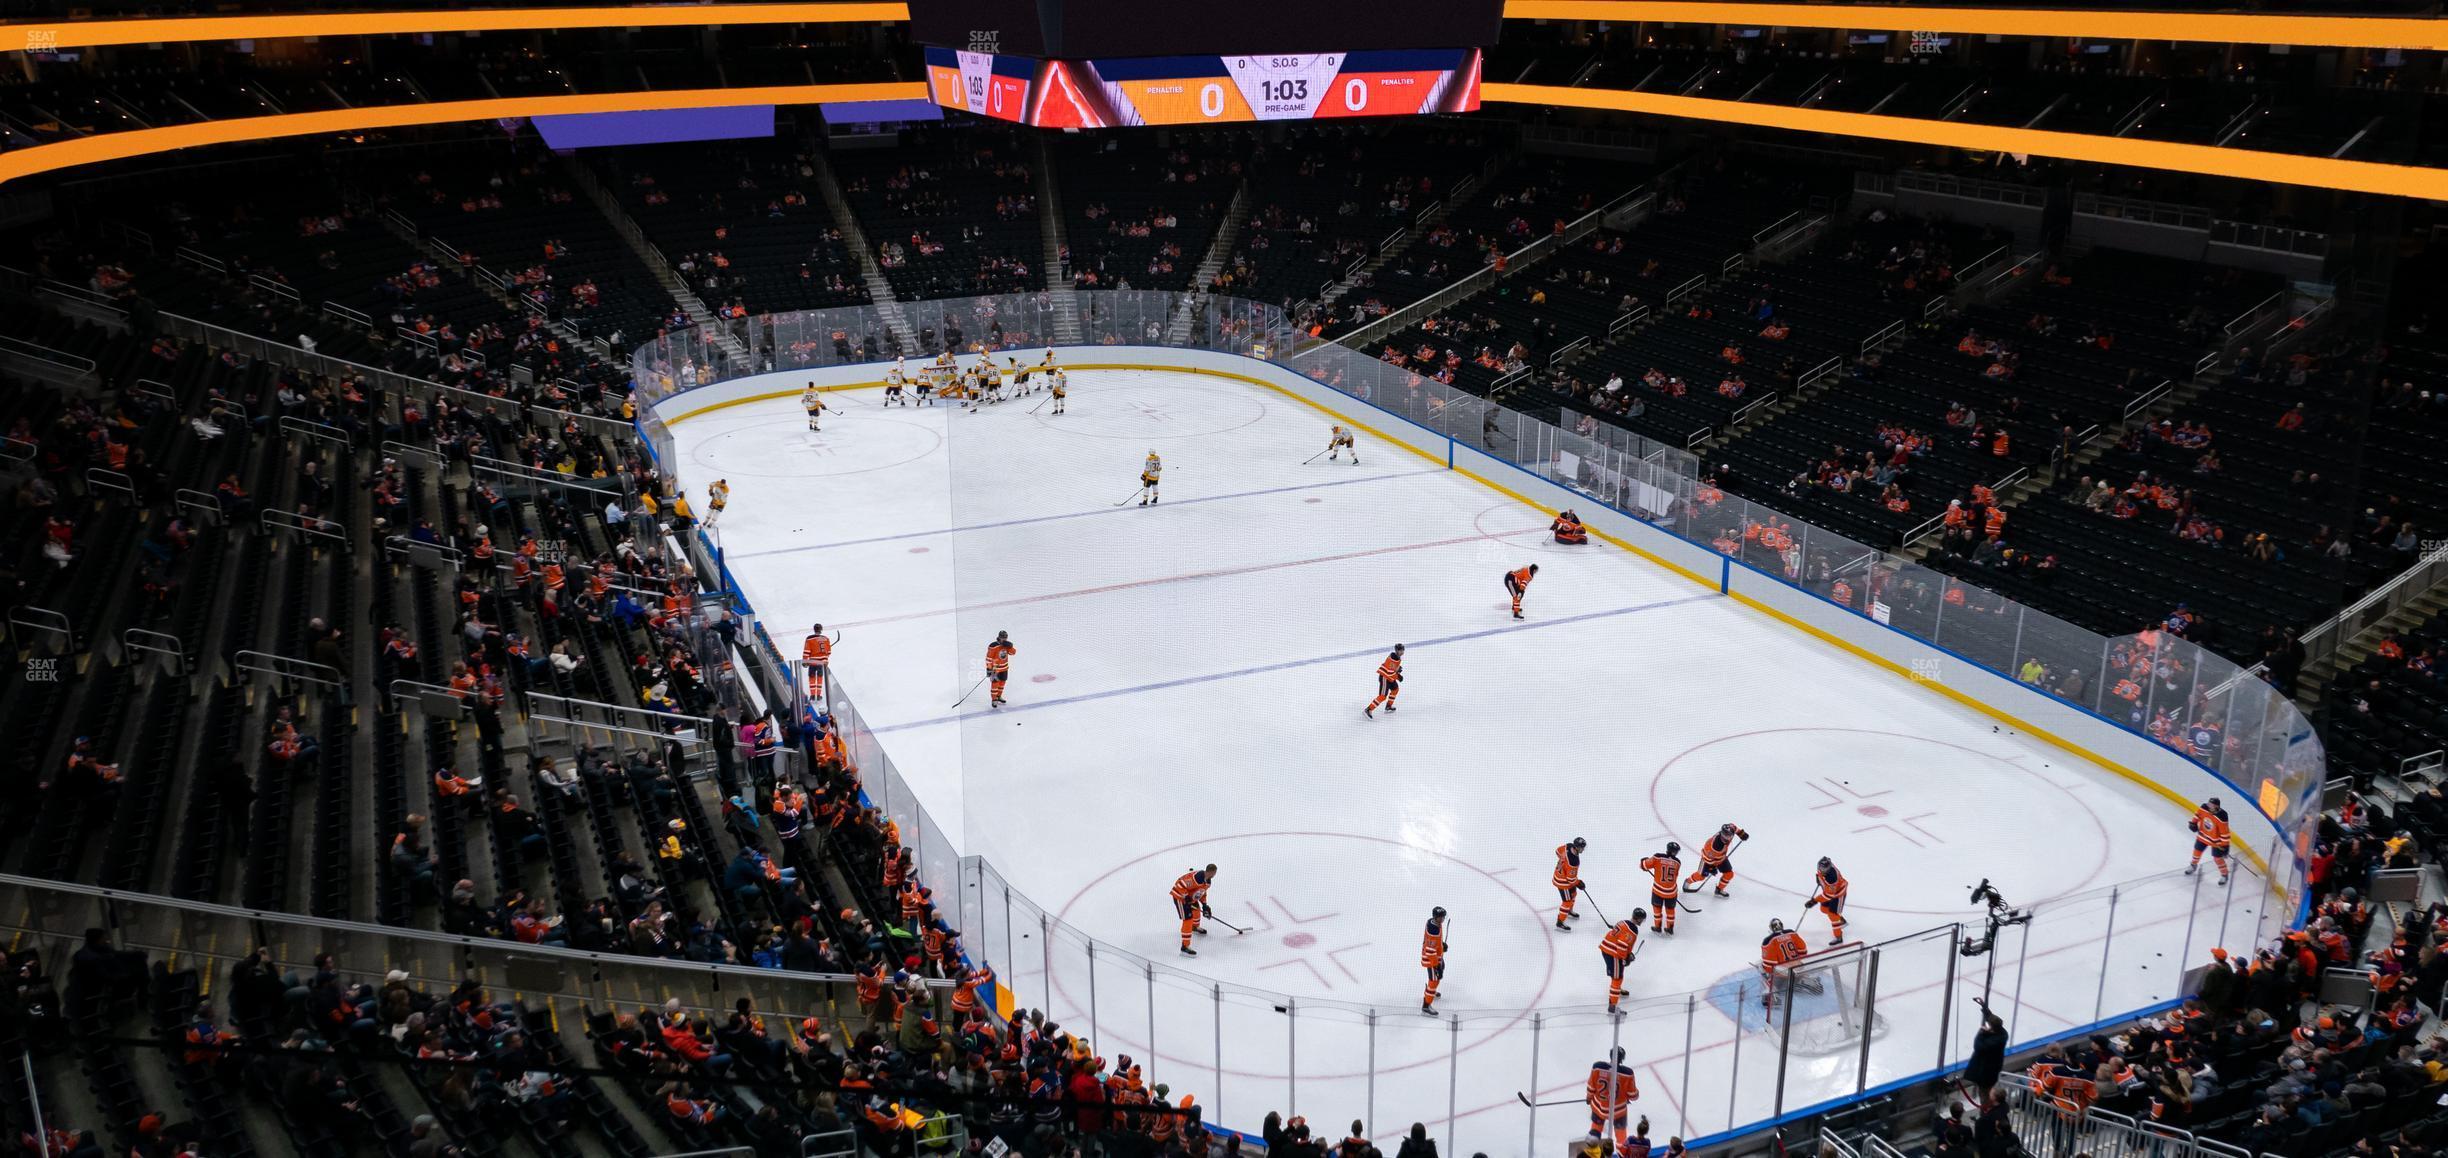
<box><xmin>1808</xmin><ymin>857</ymin><xmax>1849</xmax><ymax>945</ymax></box>
<box><xmin>1684</xmin><ymin>823</ymin><xmax>1749</xmax><ymax>897</ymax></box>
<box><xmin>1759</xmin><ymin>917</ymin><xmax>1809</xmax><ymax>1006</ymax></box>
<box><xmin>1504</xmin><ymin>564</ymin><xmax>1539</xmax><ymax>620</ymax></box>
<box><xmin>1552</xmin><ymin>837</ymin><xmax>1588</xmax><ymax>930</ymax></box>
<box><xmin>2186</xmin><ymin>797</ymin><xmax>2232</xmax><ymax>885</ymax></box>
<box><xmin>985</xmin><ymin>630</ymin><xmax>1017</xmax><ymax>708</ymax></box>
<box><xmin>803</xmin><ymin>623</ymin><xmax>836</xmax><ymax>700</ymax></box>
<box><xmin>1638</xmin><ymin>843</ymin><xmax>1683</xmax><ymax>935</ymax></box>
<box><xmin>1600</xmin><ymin>913</ymin><xmax>1645</xmax><ymax>1013</ymax></box>
<box><xmin>1364</xmin><ymin>644</ymin><xmax>1405</xmax><ymax>718</ymax></box>
<box><xmin>1586</xmin><ymin>1049</ymin><xmax>1641</xmax><ymax>1149</ymax></box>
<box><xmin>1171</xmin><ymin>864</ymin><xmax>1217</xmax><ymax>956</ymax></box>
<box><xmin>1420</xmin><ymin>906</ymin><xmax>1450</xmax><ymax>1016</ymax></box>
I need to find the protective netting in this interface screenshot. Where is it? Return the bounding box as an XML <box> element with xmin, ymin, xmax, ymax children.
<box><xmin>631</xmin><ymin>291</ymin><xmax>2323</xmax><ymax>1150</ymax></box>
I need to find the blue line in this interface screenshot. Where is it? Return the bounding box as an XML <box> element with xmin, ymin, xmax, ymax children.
<box><xmin>870</xmin><ymin>592</ymin><xmax>1715</xmax><ymax>734</ymax></box>
<box><xmin>725</xmin><ymin>466</ymin><xmax>1444</xmax><ymax>561</ymax></box>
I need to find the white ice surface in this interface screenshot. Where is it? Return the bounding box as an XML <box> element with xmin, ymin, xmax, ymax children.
<box><xmin>675</xmin><ymin>370</ymin><xmax>2267</xmax><ymax>1152</ymax></box>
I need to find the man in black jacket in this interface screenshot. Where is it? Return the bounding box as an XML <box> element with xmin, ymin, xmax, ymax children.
<box><xmin>1964</xmin><ymin>1005</ymin><xmax>2009</xmax><ymax>1099</ymax></box>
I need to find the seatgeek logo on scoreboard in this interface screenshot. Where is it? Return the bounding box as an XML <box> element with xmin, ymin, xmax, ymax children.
<box><xmin>923</xmin><ymin>46</ymin><xmax>1480</xmax><ymax>127</ymax></box>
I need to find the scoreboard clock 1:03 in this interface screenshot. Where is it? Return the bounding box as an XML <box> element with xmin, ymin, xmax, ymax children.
<box><xmin>921</xmin><ymin>47</ymin><xmax>1484</xmax><ymax>128</ymax></box>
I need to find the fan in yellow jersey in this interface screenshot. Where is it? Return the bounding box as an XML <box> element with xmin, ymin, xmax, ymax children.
<box><xmin>1137</xmin><ymin>451</ymin><xmax>1163</xmax><ymax>506</ymax></box>
<box><xmin>1326</xmin><ymin>425</ymin><xmax>1359</xmax><ymax>464</ymax></box>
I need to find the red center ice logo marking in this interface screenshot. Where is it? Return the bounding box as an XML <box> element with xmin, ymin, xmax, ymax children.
<box><xmin>1804</xmin><ymin>778</ymin><xmax>1944</xmax><ymax>847</ymax></box>
<box><xmin>1238</xmin><ymin>895</ymin><xmax>1370</xmax><ymax>989</ymax></box>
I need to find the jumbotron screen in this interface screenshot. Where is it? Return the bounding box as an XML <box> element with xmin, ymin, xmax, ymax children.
<box><xmin>922</xmin><ymin>48</ymin><xmax>1483</xmax><ymax>128</ymax></box>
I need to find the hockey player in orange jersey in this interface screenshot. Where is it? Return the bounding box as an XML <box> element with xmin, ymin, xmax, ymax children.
<box><xmin>1365</xmin><ymin>644</ymin><xmax>1404</xmax><ymax>718</ymax></box>
<box><xmin>1600</xmin><ymin>913</ymin><xmax>1645</xmax><ymax>1013</ymax></box>
<box><xmin>1552</xmin><ymin>837</ymin><xmax>1587</xmax><ymax>930</ymax></box>
<box><xmin>1419</xmin><ymin>905</ymin><xmax>1449</xmax><ymax>1016</ymax></box>
<box><xmin>1639</xmin><ymin>843</ymin><xmax>1683</xmax><ymax>934</ymax></box>
<box><xmin>1586</xmin><ymin>1050</ymin><xmax>1640</xmax><ymax>1149</ymax></box>
<box><xmin>2187</xmin><ymin>797</ymin><xmax>2232</xmax><ymax>885</ymax></box>
<box><xmin>1684</xmin><ymin>823</ymin><xmax>1748</xmax><ymax>897</ymax></box>
<box><xmin>1808</xmin><ymin>857</ymin><xmax>1849</xmax><ymax>945</ymax></box>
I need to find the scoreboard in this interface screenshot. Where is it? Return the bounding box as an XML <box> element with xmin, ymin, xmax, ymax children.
<box><xmin>923</xmin><ymin>47</ymin><xmax>1483</xmax><ymax>127</ymax></box>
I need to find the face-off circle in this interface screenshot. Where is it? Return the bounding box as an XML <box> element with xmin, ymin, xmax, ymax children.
<box><xmin>1027</xmin><ymin>379</ymin><xmax>1268</xmax><ymax>440</ymax></box>
<box><xmin>688</xmin><ymin>412</ymin><xmax>944</xmax><ymax>478</ymax></box>
<box><xmin>1034</xmin><ymin>831</ymin><xmax>1558</xmax><ymax>1080</ymax></box>
<box><xmin>1646</xmin><ymin>728</ymin><xmax>2115</xmax><ymax>915</ymax></box>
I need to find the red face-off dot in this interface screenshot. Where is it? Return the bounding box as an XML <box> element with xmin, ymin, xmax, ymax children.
<box><xmin>1031</xmin><ymin>674</ymin><xmax>1056</xmax><ymax>683</ymax></box>
<box><xmin>1857</xmin><ymin>804</ymin><xmax>1889</xmax><ymax>818</ymax></box>
<box><xmin>909</xmin><ymin>546</ymin><xmax>930</xmax><ymax>553</ymax></box>
<box><xmin>1281</xmin><ymin>932</ymin><xmax>1316</xmax><ymax>949</ymax></box>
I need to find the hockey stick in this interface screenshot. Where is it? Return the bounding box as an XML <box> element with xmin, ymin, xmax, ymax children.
<box><xmin>1684</xmin><ymin>836</ymin><xmax>1746</xmax><ymax>892</ymax></box>
<box><xmin>1027</xmin><ymin>392</ymin><xmax>1051</xmax><ymax>414</ymax></box>
<box><xmin>1206</xmin><ymin>913</ymin><xmax>1247</xmax><ymax>935</ymax></box>
<box><xmin>1677</xmin><ymin>896</ymin><xmax>1703</xmax><ymax>914</ymax></box>
<box><xmin>1111</xmin><ymin>485</ymin><xmax>1149</xmax><ymax>507</ymax></box>
<box><xmin>1515</xmin><ymin>1093</ymin><xmax>1582</xmax><ymax>1108</ymax></box>
<box><xmin>1579</xmin><ymin>884</ymin><xmax>1610</xmax><ymax>928</ymax></box>
<box><xmin>949</xmin><ymin>674</ymin><xmax>989</xmax><ymax>710</ymax></box>
<box><xmin>1301</xmin><ymin>448</ymin><xmax>1330</xmax><ymax>465</ymax></box>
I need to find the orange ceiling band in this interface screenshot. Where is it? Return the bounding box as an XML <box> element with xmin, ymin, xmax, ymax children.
<box><xmin>0</xmin><ymin>3</ymin><xmax>910</xmax><ymax>52</ymax></box>
<box><xmin>1483</xmin><ymin>81</ymin><xmax>2448</xmax><ymax>200</ymax></box>
<box><xmin>0</xmin><ymin>81</ymin><xmax>928</xmax><ymax>186</ymax></box>
<box><xmin>1503</xmin><ymin>1</ymin><xmax>2448</xmax><ymax>51</ymax></box>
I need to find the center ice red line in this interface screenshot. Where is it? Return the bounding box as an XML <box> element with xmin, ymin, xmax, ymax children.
<box><xmin>832</xmin><ymin>524</ymin><xmax>1556</xmax><ymax>629</ymax></box>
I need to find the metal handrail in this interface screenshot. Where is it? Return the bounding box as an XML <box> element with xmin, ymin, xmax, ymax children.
<box><xmin>173</xmin><ymin>488</ymin><xmax>223</xmax><ymax>522</ymax></box>
<box><xmin>1797</xmin><ymin>355</ymin><xmax>1843</xmax><ymax>390</ymax></box>
<box><xmin>249</xmin><ymin>273</ymin><xmax>299</xmax><ymax>304</ymax></box>
<box><xmin>279</xmin><ymin>414</ymin><xmax>351</xmax><ymax>446</ymax></box>
<box><xmin>1610</xmin><ymin>304</ymin><xmax>1650</xmax><ymax>335</ymax></box>
<box><xmin>0</xmin><ymin>435</ymin><xmax>33</xmax><ymax>466</ymax></box>
<box><xmin>1860</xmin><ymin>320</ymin><xmax>1905</xmax><ymax>356</ymax></box>
<box><xmin>1664</xmin><ymin>274</ymin><xmax>1706</xmax><ymax>307</ymax></box>
<box><xmin>0</xmin><ymin>870</ymin><xmax>923</xmax><ymax>990</ymax></box>
<box><xmin>1732</xmin><ymin>391</ymin><xmax>1780</xmax><ymax>425</ymax></box>
<box><xmin>322</xmin><ymin>299</ymin><xmax>373</xmax><ymax>328</ymax></box>
<box><xmin>130</xmin><ymin>377</ymin><xmax>178</xmax><ymax>407</ymax></box>
<box><xmin>121</xmin><ymin>627</ymin><xmax>184</xmax><ymax>669</ymax></box>
<box><xmin>0</xmin><ymin>334</ymin><xmax>97</xmax><ymax>375</ymax></box>
<box><xmin>2124</xmin><ymin>378</ymin><xmax>2175</xmax><ymax>420</ymax></box>
<box><xmin>173</xmin><ymin>245</ymin><xmax>225</xmax><ymax>274</ymax></box>
<box><xmin>259</xmin><ymin>508</ymin><xmax>347</xmax><ymax>544</ymax></box>
<box><xmin>1751</xmin><ymin>210</ymin><xmax>1801</xmax><ymax>247</ymax></box>
<box><xmin>2222</xmin><ymin>290</ymin><xmax>2284</xmax><ymax>337</ymax></box>
<box><xmin>232</xmin><ymin>649</ymin><xmax>343</xmax><ymax>687</ymax></box>
<box><xmin>6</xmin><ymin>605</ymin><xmax>70</xmax><ymax>643</ymax></box>
<box><xmin>84</xmin><ymin>467</ymin><xmax>134</xmax><ymax>497</ymax></box>
<box><xmin>470</xmin><ymin>453</ymin><xmax>623</xmax><ymax>494</ymax></box>
<box><xmin>526</xmin><ymin>690</ymin><xmax>716</xmax><ymax>749</ymax></box>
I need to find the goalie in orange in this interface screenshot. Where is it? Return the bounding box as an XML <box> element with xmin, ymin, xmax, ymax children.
<box><xmin>1759</xmin><ymin>917</ymin><xmax>1809</xmax><ymax>1007</ymax></box>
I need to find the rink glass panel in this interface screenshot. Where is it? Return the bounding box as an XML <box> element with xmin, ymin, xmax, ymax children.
<box><xmin>633</xmin><ymin>291</ymin><xmax>2325</xmax><ymax>1146</ymax></box>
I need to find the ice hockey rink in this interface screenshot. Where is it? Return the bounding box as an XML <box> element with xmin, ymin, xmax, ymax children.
<box><xmin>671</xmin><ymin>365</ymin><xmax>2270</xmax><ymax>1152</ymax></box>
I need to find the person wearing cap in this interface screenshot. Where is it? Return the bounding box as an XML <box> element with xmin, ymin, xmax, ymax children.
<box><xmin>2198</xmin><ymin>947</ymin><xmax>2240</xmax><ymax>1017</ymax></box>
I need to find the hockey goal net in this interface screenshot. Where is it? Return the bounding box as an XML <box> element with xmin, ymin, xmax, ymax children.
<box><xmin>1765</xmin><ymin>942</ymin><xmax>1889</xmax><ymax>1056</ymax></box>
